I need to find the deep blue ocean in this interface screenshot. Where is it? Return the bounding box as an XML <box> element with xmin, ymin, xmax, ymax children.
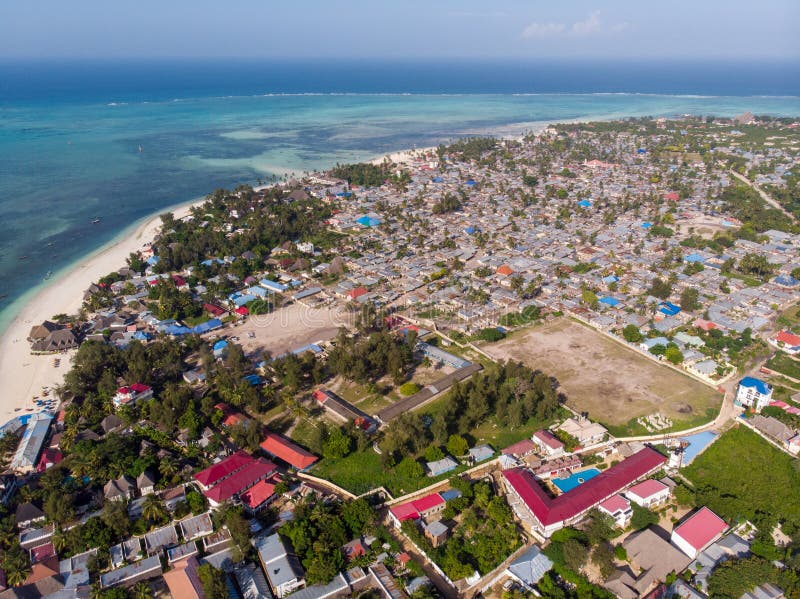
<box><xmin>0</xmin><ymin>59</ymin><xmax>799</xmax><ymax>331</ymax></box>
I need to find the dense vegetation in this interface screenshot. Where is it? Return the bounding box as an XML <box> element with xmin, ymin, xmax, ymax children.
<box><xmin>437</xmin><ymin>137</ymin><xmax>498</xmax><ymax>162</ymax></box>
<box><xmin>330</xmin><ymin>162</ymin><xmax>392</xmax><ymax>187</ymax></box>
<box><xmin>720</xmin><ymin>184</ymin><xmax>796</xmax><ymax>234</ymax></box>
<box><xmin>683</xmin><ymin>426</ymin><xmax>800</xmax><ymax>531</ymax></box>
<box><xmin>280</xmin><ymin>497</ymin><xmax>378</xmax><ymax>584</ymax></box>
<box><xmin>401</xmin><ymin>477</ymin><xmax>521</xmax><ymax>580</ymax></box>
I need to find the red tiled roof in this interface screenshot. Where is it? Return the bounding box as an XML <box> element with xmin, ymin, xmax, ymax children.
<box><xmin>347</xmin><ymin>287</ymin><xmax>368</xmax><ymax>299</ymax></box>
<box><xmin>533</xmin><ymin>430</ymin><xmax>564</xmax><ymax>450</ymax></box>
<box><xmin>235</xmin><ymin>306</ymin><xmax>249</xmax><ymax>315</ymax></box>
<box><xmin>497</xmin><ymin>265</ymin><xmax>513</xmax><ymax>276</ymax></box>
<box><xmin>204</xmin><ymin>303</ymin><xmax>226</xmax><ymax>316</ymax></box>
<box><xmin>260</xmin><ymin>432</ymin><xmax>318</xmax><ymax>470</ymax></box>
<box><xmin>389</xmin><ymin>492</ymin><xmax>445</xmax><ymax>522</ymax></box>
<box><xmin>204</xmin><ymin>459</ymin><xmax>276</xmax><ymax>504</ymax></box>
<box><xmin>30</xmin><ymin>542</ymin><xmax>55</xmax><ymax>564</ymax></box>
<box><xmin>194</xmin><ymin>451</ymin><xmax>254</xmax><ymax>488</ymax></box>
<box><xmin>502</xmin><ymin>439</ymin><xmax>536</xmax><ymax>456</ymax></box>
<box><xmin>776</xmin><ymin>330</ymin><xmax>800</xmax><ymax>347</ymax></box>
<box><xmin>673</xmin><ymin>507</ymin><xmax>728</xmax><ymax>551</ymax></box>
<box><xmin>664</xmin><ymin>192</ymin><xmax>680</xmax><ymax>201</ymax></box>
<box><xmin>503</xmin><ymin>447</ymin><xmax>667</xmax><ymax>526</ymax></box>
<box><xmin>626</xmin><ymin>479</ymin><xmax>668</xmax><ymax>500</ymax></box>
<box><xmin>239</xmin><ymin>475</ymin><xmax>280</xmax><ymax>509</ymax></box>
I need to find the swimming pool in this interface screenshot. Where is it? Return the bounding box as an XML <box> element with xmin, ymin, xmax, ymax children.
<box><xmin>552</xmin><ymin>468</ymin><xmax>602</xmax><ymax>493</ymax></box>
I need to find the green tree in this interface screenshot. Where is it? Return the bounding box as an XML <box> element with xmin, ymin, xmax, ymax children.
<box><xmin>680</xmin><ymin>287</ymin><xmax>701</xmax><ymax>311</ymax></box>
<box><xmin>665</xmin><ymin>345</ymin><xmax>684</xmax><ymax>365</ymax></box>
<box><xmin>622</xmin><ymin>325</ymin><xmax>642</xmax><ymax>343</ymax></box>
<box><xmin>395</xmin><ymin>457</ymin><xmax>424</xmax><ymax>479</ymax></box>
<box><xmin>446</xmin><ymin>435</ymin><xmax>469</xmax><ymax>457</ymax></box>
<box><xmin>630</xmin><ymin>503</ymin><xmax>659</xmax><ymax>530</ymax></box>
<box><xmin>197</xmin><ymin>563</ymin><xmax>228</xmax><ymax>599</ymax></box>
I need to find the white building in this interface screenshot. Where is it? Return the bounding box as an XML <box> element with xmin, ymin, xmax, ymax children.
<box><xmin>597</xmin><ymin>494</ymin><xmax>632</xmax><ymax>528</ymax></box>
<box><xmin>625</xmin><ymin>479</ymin><xmax>670</xmax><ymax>508</ymax></box>
<box><xmin>735</xmin><ymin>377</ymin><xmax>773</xmax><ymax>412</ymax></box>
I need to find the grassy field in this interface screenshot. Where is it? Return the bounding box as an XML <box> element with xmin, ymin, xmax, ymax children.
<box><xmin>483</xmin><ymin>318</ymin><xmax>722</xmax><ymax>434</ymax></box>
<box><xmin>683</xmin><ymin>426</ymin><xmax>800</xmax><ymax>526</ymax></box>
<box><xmin>765</xmin><ymin>351</ymin><xmax>800</xmax><ymax>380</ymax></box>
<box><xmin>311</xmin><ymin>449</ymin><xmax>472</xmax><ymax>497</ymax></box>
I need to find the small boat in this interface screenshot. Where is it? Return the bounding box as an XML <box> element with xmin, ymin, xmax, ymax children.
<box><xmin>138</xmin><ymin>145</ymin><xmax>144</xmax><ymax>153</ymax></box>
<box><xmin>19</xmin><ymin>255</ymin><xmax>28</xmax><ymax>260</ymax></box>
<box><xmin>91</xmin><ymin>218</ymin><xmax>101</xmax><ymax>224</ymax></box>
<box><xmin>44</xmin><ymin>271</ymin><xmax>52</xmax><ymax>280</ymax></box>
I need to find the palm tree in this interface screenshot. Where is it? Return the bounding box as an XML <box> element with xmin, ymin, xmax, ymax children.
<box><xmin>2</xmin><ymin>545</ymin><xmax>31</xmax><ymax>587</ymax></box>
<box><xmin>159</xmin><ymin>456</ymin><xmax>177</xmax><ymax>480</ymax></box>
<box><xmin>131</xmin><ymin>581</ymin><xmax>151</xmax><ymax>599</ymax></box>
<box><xmin>141</xmin><ymin>494</ymin><xmax>166</xmax><ymax>524</ymax></box>
<box><xmin>51</xmin><ymin>528</ymin><xmax>68</xmax><ymax>553</ymax></box>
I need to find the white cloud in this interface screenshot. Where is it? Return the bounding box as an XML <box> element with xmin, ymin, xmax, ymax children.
<box><xmin>522</xmin><ymin>11</ymin><xmax>634</xmax><ymax>40</ymax></box>
<box><xmin>521</xmin><ymin>21</ymin><xmax>566</xmax><ymax>39</ymax></box>
<box><xmin>571</xmin><ymin>11</ymin><xmax>602</xmax><ymax>36</ymax></box>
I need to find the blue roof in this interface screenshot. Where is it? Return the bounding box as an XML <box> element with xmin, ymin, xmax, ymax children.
<box><xmin>464</xmin><ymin>226</ymin><xmax>477</xmax><ymax>235</ymax></box>
<box><xmin>601</xmin><ymin>275</ymin><xmax>618</xmax><ymax>284</ymax></box>
<box><xmin>641</xmin><ymin>222</ymin><xmax>653</xmax><ymax>229</ymax></box>
<box><xmin>577</xmin><ymin>200</ymin><xmax>592</xmax><ymax>208</ymax></box>
<box><xmin>775</xmin><ymin>275</ymin><xmax>800</xmax><ymax>286</ymax></box>
<box><xmin>440</xmin><ymin>489</ymin><xmax>462</xmax><ymax>502</ymax></box>
<box><xmin>243</xmin><ymin>374</ymin><xmax>263</xmax><ymax>386</ymax></box>
<box><xmin>658</xmin><ymin>301</ymin><xmax>681</xmax><ymax>316</ymax></box>
<box><xmin>200</xmin><ymin>258</ymin><xmax>225</xmax><ymax>266</ymax></box>
<box><xmin>213</xmin><ymin>340</ymin><xmax>228</xmax><ymax>351</ymax></box>
<box><xmin>466</xmin><ymin>179</ymin><xmax>476</xmax><ymax>186</ymax></box>
<box><xmin>431</xmin><ymin>177</ymin><xmax>443</xmax><ymax>183</ymax></box>
<box><xmin>599</xmin><ymin>296</ymin><xmax>620</xmax><ymax>307</ymax></box>
<box><xmin>192</xmin><ymin>319</ymin><xmax>222</xmax><ymax>334</ymax></box>
<box><xmin>356</xmin><ymin>215</ymin><xmax>381</xmax><ymax>227</ymax></box>
<box><xmin>145</xmin><ymin>256</ymin><xmax>159</xmax><ymax>266</ymax></box>
<box><xmin>637</xmin><ymin>148</ymin><xmax>647</xmax><ymax>154</ymax></box>
<box><xmin>685</xmin><ymin>253</ymin><xmax>707</xmax><ymax>263</ymax></box>
<box><xmin>261</xmin><ymin>279</ymin><xmax>288</xmax><ymax>292</ymax></box>
<box><xmin>335</xmin><ymin>191</ymin><xmax>353</xmax><ymax>197</ymax></box>
<box><xmin>739</xmin><ymin>377</ymin><xmax>771</xmax><ymax>395</ymax></box>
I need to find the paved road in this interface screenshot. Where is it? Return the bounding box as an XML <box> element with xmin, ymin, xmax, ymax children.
<box><xmin>729</xmin><ymin>169</ymin><xmax>797</xmax><ymax>223</ymax></box>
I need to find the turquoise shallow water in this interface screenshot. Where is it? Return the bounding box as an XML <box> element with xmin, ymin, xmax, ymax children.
<box><xmin>1</xmin><ymin>59</ymin><xmax>799</xmax><ymax>333</ymax></box>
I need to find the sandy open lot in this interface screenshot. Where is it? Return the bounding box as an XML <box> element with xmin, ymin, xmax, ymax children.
<box><xmin>483</xmin><ymin>318</ymin><xmax>722</xmax><ymax>427</ymax></box>
<box><xmin>231</xmin><ymin>302</ymin><xmax>349</xmax><ymax>359</ymax></box>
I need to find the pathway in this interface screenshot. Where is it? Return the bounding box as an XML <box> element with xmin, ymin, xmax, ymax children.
<box><xmin>729</xmin><ymin>169</ymin><xmax>797</xmax><ymax>223</ymax></box>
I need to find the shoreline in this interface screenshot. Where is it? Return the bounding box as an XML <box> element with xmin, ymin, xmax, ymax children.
<box><xmin>0</xmin><ymin>116</ymin><xmax>583</xmax><ymax>423</ymax></box>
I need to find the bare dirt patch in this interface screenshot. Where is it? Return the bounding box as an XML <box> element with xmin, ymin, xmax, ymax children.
<box><xmin>483</xmin><ymin>318</ymin><xmax>721</xmax><ymax>427</ymax></box>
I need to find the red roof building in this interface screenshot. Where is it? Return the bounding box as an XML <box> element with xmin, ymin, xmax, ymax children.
<box><xmin>113</xmin><ymin>383</ymin><xmax>153</xmax><ymax>407</ymax></box>
<box><xmin>502</xmin><ymin>439</ymin><xmax>537</xmax><ymax>458</ymax></box>
<box><xmin>260</xmin><ymin>432</ymin><xmax>318</xmax><ymax>470</ymax></box>
<box><xmin>36</xmin><ymin>448</ymin><xmax>63</xmax><ymax>473</ymax></box>
<box><xmin>775</xmin><ymin>330</ymin><xmax>800</xmax><ymax>347</ymax></box>
<box><xmin>597</xmin><ymin>494</ymin><xmax>632</xmax><ymax>527</ymax></box>
<box><xmin>204</xmin><ymin>303</ymin><xmax>227</xmax><ymax>317</ymax></box>
<box><xmin>347</xmin><ymin>287</ymin><xmax>368</xmax><ymax>300</ymax></box>
<box><xmin>497</xmin><ymin>265</ymin><xmax>514</xmax><ymax>276</ymax></box>
<box><xmin>213</xmin><ymin>402</ymin><xmax>245</xmax><ymax>427</ymax></box>
<box><xmin>240</xmin><ymin>475</ymin><xmax>281</xmax><ymax>512</ymax></box>
<box><xmin>204</xmin><ymin>459</ymin><xmax>277</xmax><ymax>507</ymax></box>
<box><xmin>532</xmin><ymin>430</ymin><xmax>565</xmax><ymax>455</ymax></box>
<box><xmin>388</xmin><ymin>492</ymin><xmax>446</xmax><ymax>528</ymax></box>
<box><xmin>664</xmin><ymin>192</ymin><xmax>680</xmax><ymax>201</ymax></box>
<box><xmin>693</xmin><ymin>318</ymin><xmax>722</xmax><ymax>332</ymax></box>
<box><xmin>625</xmin><ymin>479</ymin><xmax>670</xmax><ymax>508</ymax></box>
<box><xmin>194</xmin><ymin>451</ymin><xmax>255</xmax><ymax>490</ymax></box>
<box><xmin>502</xmin><ymin>447</ymin><xmax>667</xmax><ymax>536</ymax></box>
<box><xmin>235</xmin><ymin>306</ymin><xmax>249</xmax><ymax>316</ymax></box>
<box><xmin>671</xmin><ymin>507</ymin><xmax>729</xmax><ymax>558</ymax></box>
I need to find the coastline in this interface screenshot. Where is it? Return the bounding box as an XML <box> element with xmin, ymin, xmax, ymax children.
<box><xmin>0</xmin><ymin>116</ymin><xmax>578</xmax><ymax>423</ymax></box>
<box><xmin>0</xmin><ymin>196</ymin><xmax>207</xmax><ymax>424</ymax></box>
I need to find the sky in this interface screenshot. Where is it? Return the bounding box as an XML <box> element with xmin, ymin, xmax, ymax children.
<box><xmin>1</xmin><ymin>0</ymin><xmax>798</xmax><ymax>61</ymax></box>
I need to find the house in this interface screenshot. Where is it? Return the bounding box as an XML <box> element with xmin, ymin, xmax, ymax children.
<box><xmin>260</xmin><ymin>433</ymin><xmax>318</xmax><ymax>471</ymax></box>
<box><xmin>104</xmin><ymin>475</ymin><xmax>136</xmax><ymax>502</ymax></box>
<box><xmin>502</xmin><ymin>447</ymin><xmax>666</xmax><ymax>537</ymax></box>
<box><xmin>426</xmin><ymin>456</ymin><xmax>458</xmax><ymax>477</ymax></box>
<box><xmin>194</xmin><ymin>451</ymin><xmax>256</xmax><ymax>492</ymax></box>
<box><xmin>112</xmin><ymin>383</ymin><xmax>153</xmax><ymax>407</ymax></box>
<box><xmin>240</xmin><ymin>476</ymin><xmax>281</xmax><ymax>513</ymax></box>
<box><xmin>557</xmin><ymin>417</ymin><xmax>607</xmax><ymax>447</ymax></box>
<box><xmin>468</xmin><ymin>444</ymin><xmax>494</xmax><ymax>464</ymax></box>
<box><xmin>15</xmin><ymin>502</ymin><xmax>45</xmax><ymax>530</ymax></box>
<box><xmin>162</xmin><ymin>486</ymin><xmax>187</xmax><ymax>512</ymax></box>
<box><xmin>388</xmin><ymin>493</ymin><xmax>446</xmax><ymax>528</ymax></box>
<box><xmin>137</xmin><ymin>470</ymin><xmax>157</xmax><ymax>495</ymax></box>
<box><xmin>597</xmin><ymin>494</ymin><xmax>632</xmax><ymax>528</ymax></box>
<box><xmin>99</xmin><ymin>554</ymin><xmax>162</xmax><ymax>589</ymax></box>
<box><xmin>342</xmin><ymin>538</ymin><xmax>369</xmax><ymax>560</ymax></box>
<box><xmin>625</xmin><ymin>479</ymin><xmax>670</xmax><ymax>508</ymax></box>
<box><xmin>532</xmin><ymin>430</ymin><xmax>565</xmax><ymax>456</ymax></box>
<box><xmin>671</xmin><ymin>507</ymin><xmax>729</xmax><ymax>559</ymax></box>
<box><xmin>423</xmin><ymin>520</ymin><xmax>449</xmax><ymax>548</ymax></box>
<box><xmin>10</xmin><ymin>412</ymin><xmax>52</xmax><ymax>474</ymax></box>
<box><xmin>742</xmin><ymin>584</ymin><xmax>787</xmax><ymax>599</ymax></box>
<box><xmin>30</xmin><ymin>327</ymin><xmax>78</xmax><ymax>353</ymax></box>
<box><xmin>735</xmin><ymin>377</ymin><xmax>773</xmax><ymax>412</ymax></box>
<box><xmin>203</xmin><ymin>458</ymin><xmax>277</xmax><ymax>508</ymax></box>
<box><xmin>502</xmin><ymin>439</ymin><xmax>537</xmax><ymax>458</ymax></box>
<box><xmin>771</xmin><ymin>330</ymin><xmax>800</xmax><ymax>354</ymax></box>
<box><xmin>234</xmin><ymin>562</ymin><xmax>273</xmax><ymax>599</ymax></box>
<box><xmin>505</xmin><ymin>545</ymin><xmax>554</xmax><ymax>591</ymax></box>
<box><xmin>254</xmin><ymin>533</ymin><xmax>305</xmax><ymax>598</ymax></box>
<box><xmin>163</xmin><ymin>556</ymin><xmax>204</xmax><ymax>599</ymax></box>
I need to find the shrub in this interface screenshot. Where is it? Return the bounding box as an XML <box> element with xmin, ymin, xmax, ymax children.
<box><xmin>398</xmin><ymin>382</ymin><xmax>421</xmax><ymax>396</ymax></box>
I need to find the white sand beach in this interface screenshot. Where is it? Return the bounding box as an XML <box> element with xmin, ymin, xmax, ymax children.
<box><xmin>0</xmin><ymin>199</ymin><xmax>204</xmax><ymax>424</ymax></box>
